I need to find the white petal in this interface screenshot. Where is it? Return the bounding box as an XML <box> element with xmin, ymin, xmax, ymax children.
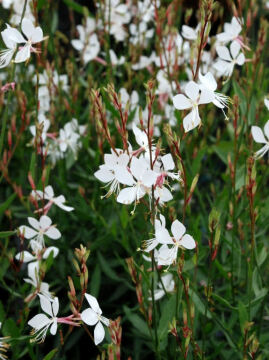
<box><xmin>45</xmin><ymin>226</ymin><xmax>61</xmax><ymax>240</ymax></box>
<box><xmin>44</xmin><ymin>185</ymin><xmax>54</xmax><ymax>199</ymax></box>
<box><xmin>155</xmin><ymin>186</ymin><xmax>173</xmax><ymax>203</ymax></box>
<box><xmin>28</xmin><ymin>314</ymin><xmax>50</xmax><ymax>330</ymax></box>
<box><xmin>52</xmin><ymin>297</ymin><xmax>59</xmax><ymax>316</ymax></box>
<box><xmin>43</xmin><ymin>247</ymin><xmax>59</xmax><ymax>259</ymax></box>
<box><xmin>236</xmin><ymin>53</ymin><xmax>245</xmax><ymax>66</ymax></box>
<box><xmin>94</xmin><ymin>167</ymin><xmax>114</xmax><ymax>183</ymax></box>
<box><xmin>141</xmin><ymin>169</ymin><xmax>157</xmax><ymax>187</ymax></box>
<box><xmin>6</xmin><ymin>27</ymin><xmax>25</xmax><ymax>44</ymax></box>
<box><xmin>199</xmin><ymin>89</ymin><xmax>214</xmax><ymax>105</ymax></box>
<box><xmin>173</xmin><ymin>94</ymin><xmax>192</xmax><ymax>110</ymax></box>
<box><xmin>38</xmin><ymin>294</ymin><xmax>53</xmax><ymax>317</ymax></box>
<box><xmin>114</xmin><ymin>166</ymin><xmax>134</xmax><ymax>186</ymax></box>
<box><xmin>200</xmin><ymin>72</ymin><xmax>217</xmax><ymax>91</ymax></box>
<box><xmin>30</xmin><ymin>27</ymin><xmax>43</xmax><ymax>43</ymax></box>
<box><xmin>230</xmin><ymin>40</ymin><xmax>240</xmax><ymax>59</ymax></box>
<box><xmin>264</xmin><ymin>120</ymin><xmax>269</xmax><ymax>140</ymax></box>
<box><xmin>183</xmin><ymin>108</ymin><xmax>201</xmax><ymax>132</ymax></box>
<box><xmin>21</xmin><ymin>19</ymin><xmax>35</xmax><ymax>39</ymax></box>
<box><xmin>185</xmin><ymin>81</ymin><xmax>199</xmax><ymax>101</ymax></box>
<box><xmin>179</xmin><ymin>234</ymin><xmax>196</xmax><ymax>249</ymax></box>
<box><xmin>15</xmin><ymin>251</ymin><xmax>35</xmax><ymax>263</ymax></box>
<box><xmin>28</xmin><ymin>217</ymin><xmax>40</xmax><ymax>230</ymax></box>
<box><xmin>50</xmin><ymin>319</ymin><xmax>57</xmax><ymax>335</ymax></box>
<box><xmin>130</xmin><ymin>157</ymin><xmax>147</xmax><ymax>180</ymax></box>
<box><xmin>182</xmin><ymin>25</ymin><xmax>197</xmax><ymax>40</ymax></box>
<box><xmin>216</xmin><ymin>45</ymin><xmax>232</xmax><ymax>61</ymax></box>
<box><xmin>156</xmin><ymin>227</ymin><xmax>173</xmax><ymax>245</ymax></box>
<box><xmin>117</xmin><ymin>187</ymin><xmax>137</xmax><ymax>204</ymax></box>
<box><xmin>19</xmin><ymin>225</ymin><xmax>37</xmax><ymax>239</ymax></box>
<box><xmin>54</xmin><ymin>195</ymin><xmax>74</xmax><ymax>211</ymax></box>
<box><xmin>264</xmin><ymin>99</ymin><xmax>269</xmax><ymax>111</ymax></box>
<box><xmin>251</xmin><ymin>126</ymin><xmax>266</xmax><ymax>143</ymax></box>
<box><xmin>85</xmin><ymin>293</ymin><xmax>102</xmax><ymax>314</ymax></box>
<box><xmin>14</xmin><ymin>45</ymin><xmax>30</xmax><ymax>63</ymax></box>
<box><xmin>161</xmin><ymin>154</ymin><xmax>175</xmax><ymax>171</ymax></box>
<box><xmin>171</xmin><ymin>220</ymin><xmax>186</xmax><ymax>240</ymax></box>
<box><xmin>40</xmin><ymin>215</ymin><xmax>52</xmax><ymax>229</ymax></box>
<box><xmin>94</xmin><ymin>321</ymin><xmax>105</xmax><ymax>345</ymax></box>
<box><xmin>81</xmin><ymin>308</ymin><xmax>99</xmax><ymax>326</ymax></box>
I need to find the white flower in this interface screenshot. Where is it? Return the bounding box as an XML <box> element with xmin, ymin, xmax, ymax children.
<box><xmin>71</xmin><ymin>18</ymin><xmax>100</xmax><ymax>64</ymax></box>
<box><xmin>28</xmin><ymin>295</ymin><xmax>59</xmax><ymax>342</ymax></box>
<box><xmin>173</xmin><ymin>81</ymin><xmax>214</xmax><ymax>132</ymax></box>
<box><xmin>24</xmin><ymin>262</ymin><xmax>52</xmax><ymax>300</ymax></box>
<box><xmin>181</xmin><ymin>24</ymin><xmax>200</xmax><ymax>41</ymax></box>
<box><xmin>29</xmin><ymin>113</ymin><xmax>51</xmax><ymax>143</ymax></box>
<box><xmin>148</xmin><ymin>273</ymin><xmax>175</xmax><ymax>301</ymax></box>
<box><xmin>15</xmin><ymin>245</ymin><xmax>59</xmax><ymax>264</ymax></box>
<box><xmin>109</xmin><ymin>49</ymin><xmax>125</xmax><ymax>66</ymax></box>
<box><xmin>251</xmin><ymin>121</ymin><xmax>269</xmax><ymax>158</ymax></box>
<box><xmin>216</xmin><ymin>16</ymin><xmax>242</xmax><ymax>44</ymax></box>
<box><xmin>157</xmin><ymin>220</ymin><xmax>196</xmax><ymax>266</ymax></box>
<box><xmin>214</xmin><ymin>40</ymin><xmax>245</xmax><ymax>77</ymax></box>
<box><xmin>198</xmin><ymin>71</ymin><xmax>230</xmax><ymax>112</ymax></box>
<box><xmin>81</xmin><ymin>293</ymin><xmax>109</xmax><ymax>346</ymax></box>
<box><xmin>31</xmin><ymin>185</ymin><xmax>74</xmax><ymax>212</ymax></box>
<box><xmin>0</xmin><ymin>24</ymin><xmax>20</xmax><ymax>68</ymax></box>
<box><xmin>94</xmin><ymin>149</ymin><xmax>134</xmax><ymax>197</ymax></box>
<box><xmin>132</xmin><ymin>52</ymin><xmax>156</xmax><ymax>70</ymax></box>
<box><xmin>129</xmin><ymin>22</ymin><xmax>154</xmax><ymax>46</ymax></box>
<box><xmin>116</xmin><ymin>157</ymin><xmax>157</xmax><ymax>206</ymax></box>
<box><xmin>19</xmin><ymin>216</ymin><xmax>61</xmax><ymax>247</ymax></box>
<box><xmin>143</xmin><ymin>214</ymin><xmax>167</xmax><ymax>252</ymax></box>
<box><xmin>14</xmin><ymin>18</ymin><xmax>45</xmax><ymax>63</ymax></box>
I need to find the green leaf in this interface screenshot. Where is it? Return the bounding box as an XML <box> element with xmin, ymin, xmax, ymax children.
<box><xmin>0</xmin><ymin>193</ymin><xmax>16</xmax><ymax>219</ymax></box>
<box><xmin>43</xmin><ymin>348</ymin><xmax>58</xmax><ymax>360</ymax></box>
<box><xmin>123</xmin><ymin>306</ymin><xmax>151</xmax><ymax>339</ymax></box>
<box><xmin>0</xmin><ymin>230</ymin><xmax>16</xmax><ymax>238</ymax></box>
<box><xmin>189</xmin><ymin>289</ymin><xmax>212</xmax><ymax>319</ymax></box>
<box><xmin>158</xmin><ymin>294</ymin><xmax>176</xmax><ymax>340</ymax></box>
<box><xmin>212</xmin><ymin>293</ymin><xmax>237</xmax><ymax>310</ymax></box>
<box><xmin>238</xmin><ymin>301</ymin><xmax>248</xmax><ymax>334</ymax></box>
<box><xmin>63</xmin><ymin>0</ymin><xmax>85</xmax><ymax>14</ymax></box>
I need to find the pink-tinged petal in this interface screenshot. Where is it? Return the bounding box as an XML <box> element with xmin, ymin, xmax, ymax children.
<box><xmin>156</xmin><ymin>227</ymin><xmax>173</xmax><ymax>245</ymax></box>
<box><xmin>81</xmin><ymin>308</ymin><xmax>99</xmax><ymax>326</ymax></box>
<box><xmin>50</xmin><ymin>319</ymin><xmax>57</xmax><ymax>335</ymax></box>
<box><xmin>52</xmin><ymin>297</ymin><xmax>59</xmax><ymax>317</ymax></box>
<box><xmin>199</xmin><ymin>89</ymin><xmax>214</xmax><ymax>105</ymax></box>
<box><xmin>185</xmin><ymin>81</ymin><xmax>199</xmax><ymax>101</ymax></box>
<box><xmin>161</xmin><ymin>154</ymin><xmax>175</xmax><ymax>171</ymax></box>
<box><xmin>94</xmin><ymin>321</ymin><xmax>105</xmax><ymax>345</ymax></box>
<box><xmin>114</xmin><ymin>166</ymin><xmax>134</xmax><ymax>186</ymax></box>
<box><xmin>264</xmin><ymin>120</ymin><xmax>269</xmax><ymax>140</ymax></box>
<box><xmin>183</xmin><ymin>108</ymin><xmax>200</xmax><ymax>132</ymax></box>
<box><xmin>40</xmin><ymin>215</ymin><xmax>52</xmax><ymax>229</ymax></box>
<box><xmin>171</xmin><ymin>220</ymin><xmax>186</xmax><ymax>241</ymax></box>
<box><xmin>38</xmin><ymin>294</ymin><xmax>53</xmax><ymax>317</ymax></box>
<box><xmin>19</xmin><ymin>225</ymin><xmax>37</xmax><ymax>239</ymax></box>
<box><xmin>43</xmin><ymin>247</ymin><xmax>59</xmax><ymax>259</ymax></box>
<box><xmin>28</xmin><ymin>314</ymin><xmax>50</xmax><ymax>330</ymax></box>
<box><xmin>85</xmin><ymin>293</ymin><xmax>102</xmax><ymax>313</ymax></box>
<box><xmin>15</xmin><ymin>251</ymin><xmax>35</xmax><ymax>263</ymax></box>
<box><xmin>45</xmin><ymin>226</ymin><xmax>61</xmax><ymax>240</ymax></box>
<box><xmin>117</xmin><ymin>187</ymin><xmax>137</xmax><ymax>204</ymax></box>
<box><xmin>14</xmin><ymin>45</ymin><xmax>30</xmax><ymax>63</ymax></box>
<box><xmin>28</xmin><ymin>217</ymin><xmax>40</xmax><ymax>230</ymax></box>
<box><xmin>230</xmin><ymin>40</ymin><xmax>240</xmax><ymax>59</ymax></box>
<box><xmin>179</xmin><ymin>234</ymin><xmax>196</xmax><ymax>249</ymax></box>
<box><xmin>236</xmin><ymin>53</ymin><xmax>245</xmax><ymax>66</ymax></box>
<box><xmin>94</xmin><ymin>167</ymin><xmax>114</xmax><ymax>183</ymax></box>
<box><xmin>251</xmin><ymin>126</ymin><xmax>266</xmax><ymax>143</ymax></box>
<box><xmin>172</xmin><ymin>94</ymin><xmax>191</xmax><ymax>110</ymax></box>
<box><xmin>216</xmin><ymin>45</ymin><xmax>232</xmax><ymax>61</ymax></box>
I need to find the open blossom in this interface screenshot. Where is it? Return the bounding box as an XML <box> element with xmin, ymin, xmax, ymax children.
<box><xmin>251</xmin><ymin>120</ymin><xmax>269</xmax><ymax>159</ymax></box>
<box><xmin>31</xmin><ymin>185</ymin><xmax>74</xmax><ymax>213</ymax></box>
<box><xmin>19</xmin><ymin>216</ymin><xmax>61</xmax><ymax>247</ymax></box>
<box><xmin>143</xmin><ymin>214</ymin><xmax>167</xmax><ymax>252</ymax></box>
<box><xmin>148</xmin><ymin>273</ymin><xmax>175</xmax><ymax>301</ymax></box>
<box><xmin>181</xmin><ymin>24</ymin><xmax>201</xmax><ymax>41</ymax></box>
<box><xmin>0</xmin><ymin>24</ymin><xmax>18</xmax><ymax>68</ymax></box>
<box><xmin>94</xmin><ymin>149</ymin><xmax>134</xmax><ymax>197</ymax></box>
<box><xmin>173</xmin><ymin>81</ymin><xmax>214</xmax><ymax>132</ymax></box>
<box><xmin>28</xmin><ymin>295</ymin><xmax>59</xmax><ymax>342</ymax></box>
<box><xmin>24</xmin><ymin>262</ymin><xmax>53</xmax><ymax>301</ymax></box>
<box><xmin>157</xmin><ymin>219</ymin><xmax>196</xmax><ymax>266</ymax></box>
<box><xmin>198</xmin><ymin>71</ymin><xmax>230</xmax><ymax>115</ymax></box>
<box><xmin>81</xmin><ymin>293</ymin><xmax>110</xmax><ymax>346</ymax></box>
<box><xmin>216</xmin><ymin>16</ymin><xmax>242</xmax><ymax>45</ymax></box>
<box><xmin>71</xmin><ymin>17</ymin><xmax>100</xmax><ymax>64</ymax></box>
<box><xmin>214</xmin><ymin>40</ymin><xmax>245</xmax><ymax>77</ymax></box>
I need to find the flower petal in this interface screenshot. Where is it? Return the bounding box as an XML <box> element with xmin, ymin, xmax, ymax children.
<box><xmin>117</xmin><ymin>187</ymin><xmax>137</xmax><ymax>204</ymax></box>
<box><xmin>81</xmin><ymin>308</ymin><xmax>99</xmax><ymax>326</ymax></box>
<box><xmin>28</xmin><ymin>314</ymin><xmax>50</xmax><ymax>330</ymax></box>
<box><xmin>38</xmin><ymin>294</ymin><xmax>53</xmax><ymax>317</ymax></box>
<box><xmin>15</xmin><ymin>251</ymin><xmax>35</xmax><ymax>263</ymax></box>
<box><xmin>85</xmin><ymin>293</ymin><xmax>102</xmax><ymax>313</ymax></box>
<box><xmin>40</xmin><ymin>215</ymin><xmax>52</xmax><ymax>229</ymax></box>
<box><xmin>45</xmin><ymin>226</ymin><xmax>61</xmax><ymax>240</ymax></box>
<box><xmin>173</xmin><ymin>94</ymin><xmax>192</xmax><ymax>110</ymax></box>
<box><xmin>251</xmin><ymin>126</ymin><xmax>266</xmax><ymax>144</ymax></box>
<box><xmin>19</xmin><ymin>225</ymin><xmax>37</xmax><ymax>239</ymax></box>
<box><xmin>179</xmin><ymin>234</ymin><xmax>196</xmax><ymax>249</ymax></box>
<box><xmin>171</xmin><ymin>220</ymin><xmax>186</xmax><ymax>241</ymax></box>
<box><xmin>94</xmin><ymin>321</ymin><xmax>105</xmax><ymax>345</ymax></box>
<box><xmin>183</xmin><ymin>108</ymin><xmax>200</xmax><ymax>132</ymax></box>
<box><xmin>230</xmin><ymin>40</ymin><xmax>240</xmax><ymax>59</ymax></box>
<box><xmin>185</xmin><ymin>81</ymin><xmax>199</xmax><ymax>101</ymax></box>
<box><xmin>216</xmin><ymin>45</ymin><xmax>232</xmax><ymax>61</ymax></box>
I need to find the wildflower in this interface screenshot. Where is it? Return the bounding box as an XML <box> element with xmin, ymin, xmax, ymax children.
<box><xmin>181</xmin><ymin>24</ymin><xmax>200</xmax><ymax>41</ymax></box>
<box><xmin>28</xmin><ymin>295</ymin><xmax>59</xmax><ymax>342</ymax></box>
<box><xmin>148</xmin><ymin>273</ymin><xmax>175</xmax><ymax>301</ymax></box>
<box><xmin>173</xmin><ymin>81</ymin><xmax>214</xmax><ymax>132</ymax></box>
<box><xmin>143</xmin><ymin>214</ymin><xmax>167</xmax><ymax>252</ymax></box>
<box><xmin>216</xmin><ymin>16</ymin><xmax>242</xmax><ymax>45</ymax></box>
<box><xmin>14</xmin><ymin>18</ymin><xmax>45</xmax><ymax>63</ymax></box>
<box><xmin>214</xmin><ymin>40</ymin><xmax>245</xmax><ymax>77</ymax></box>
<box><xmin>251</xmin><ymin>120</ymin><xmax>269</xmax><ymax>158</ymax></box>
<box><xmin>0</xmin><ymin>24</ymin><xmax>23</xmax><ymax>68</ymax></box>
<box><xmin>109</xmin><ymin>49</ymin><xmax>125</xmax><ymax>66</ymax></box>
<box><xmin>18</xmin><ymin>215</ymin><xmax>61</xmax><ymax>247</ymax></box>
<box><xmin>94</xmin><ymin>149</ymin><xmax>134</xmax><ymax>197</ymax></box>
<box><xmin>24</xmin><ymin>262</ymin><xmax>53</xmax><ymax>301</ymax></box>
<box><xmin>81</xmin><ymin>293</ymin><xmax>110</xmax><ymax>346</ymax></box>
<box><xmin>31</xmin><ymin>185</ymin><xmax>74</xmax><ymax>213</ymax></box>
<box><xmin>157</xmin><ymin>219</ymin><xmax>196</xmax><ymax>266</ymax></box>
